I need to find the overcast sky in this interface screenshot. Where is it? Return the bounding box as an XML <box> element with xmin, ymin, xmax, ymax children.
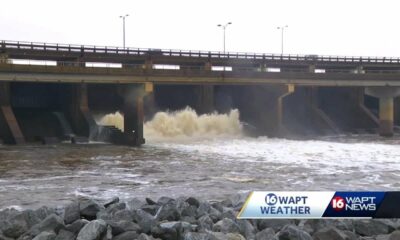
<box><xmin>1</xmin><ymin>0</ymin><xmax>399</xmax><ymax>57</ymax></box>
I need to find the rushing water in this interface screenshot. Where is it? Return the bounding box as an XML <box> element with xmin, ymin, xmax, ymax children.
<box><xmin>1</xmin><ymin>108</ymin><xmax>400</xmax><ymax>209</ymax></box>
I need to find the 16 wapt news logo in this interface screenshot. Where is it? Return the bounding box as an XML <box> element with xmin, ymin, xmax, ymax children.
<box><xmin>237</xmin><ymin>191</ymin><xmax>398</xmax><ymax>219</ymax></box>
<box><xmin>331</xmin><ymin>196</ymin><xmax>376</xmax><ymax>212</ymax></box>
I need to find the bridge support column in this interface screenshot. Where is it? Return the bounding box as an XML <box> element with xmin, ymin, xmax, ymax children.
<box><xmin>0</xmin><ymin>82</ymin><xmax>25</xmax><ymax>144</ymax></box>
<box><xmin>262</xmin><ymin>84</ymin><xmax>295</xmax><ymax>137</ymax></box>
<box><xmin>307</xmin><ymin>87</ymin><xmax>341</xmax><ymax>134</ymax></box>
<box><xmin>395</xmin><ymin>97</ymin><xmax>400</xmax><ymax>126</ymax></box>
<box><xmin>275</xmin><ymin>84</ymin><xmax>295</xmax><ymax>135</ymax></box>
<box><xmin>122</xmin><ymin>84</ymin><xmax>146</xmax><ymax>146</ymax></box>
<box><xmin>379</xmin><ymin>97</ymin><xmax>394</xmax><ymax>136</ymax></box>
<box><xmin>144</xmin><ymin>60</ymin><xmax>153</xmax><ymax>70</ymax></box>
<box><xmin>68</xmin><ymin>83</ymin><xmax>97</xmax><ymax>140</ymax></box>
<box><xmin>195</xmin><ymin>85</ymin><xmax>214</xmax><ymax>114</ymax></box>
<box><xmin>365</xmin><ymin>87</ymin><xmax>400</xmax><ymax>137</ymax></box>
<box><xmin>0</xmin><ymin>54</ymin><xmax>9</xmax><ymax>64</ymax></box>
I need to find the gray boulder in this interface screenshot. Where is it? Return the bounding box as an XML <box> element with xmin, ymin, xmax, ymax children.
<box><xmin>155</xmin><ymin>203</ymin><xmax>180</xmax><ymax>221</ymax></box>
<box><xmin>157</xmin><ymin>197</ymin><xmax>175</xmax><ymax>205</ymax></box>
<box><xmin>183</xmin><ymin>232</ymin><xmax>214</xmax><ymax>240</ymax></box>
<box><xmin>209</xmin><ymin>232</ymin><xmax>246</xmax><ymax>240</ymax></box>
<box><xmin>132</xmin><ymin>209</ymin><xmax>156</xmax><ymax>234</ymax></box>
<box><xmin>76</xmin><ymin>220</ymin><xmax>107</xmax><ymax>240</ymax></box>
<box><xmin>197</xmin><ymin>202</ymin><xmax>212</xmax><ymax>218</ymax></box>
<box><xmin>103</xmin><ymin>225</ymin><xmax>112</xmax><ymax>240</ymax></box>
<box><xmin>126</xmin><ymin>198</ymin><xmax>146</xmax><ymax>211</ymax></box>
<box><xmin>1</xmin><ymin>216</ymin><xmax>30</xmax><ymax>238</ymax></box>
<box><xmin>276</xmin><ymin>225</ymin><xmax>312</xmax><ymax>240</ymax></box>
<box><xmin>152</xmin><ymin>221</ymin><xmax>194</xmax><ymax>240</ymax></box>
<box><xmin>255</xmin><ymin>228</ymin><xmax>275</xmax><ymax>240</ymax></box>
<box><xmin>181</xmin><ymin>216</ymin><xmax>197</xmax><ymax>224</ymax></box>
<box><xmin>237</xmin><ymin>220</ymin><xmax>256</xmax><ymax>239</ymax></box>
<box><xmin>104</xmin><ymin>197</ymin><xmax>119</xmax><ymax>208</ymax></box>
<box><xmin>258</xmin><ymin>219</ymin><xmax>295</xmax><ymax>232</ymax></box>
<box><xmin>209</xmin><ymin>208</ymin><xmax>222</xmax><ymax>223</ymax></box>
<box><xmin>389</xmin><ymin>230</ymin><xmax>400</xmax><ymax>240</ymax></box>
<box><xmin>159</xmin><ymin>221</ymin><xmax>194</xmax><ymax>232</ymax></box>
<box><xmin>80</xmin><ymin>200</ymin><xmax>104</xmax><ymax>220</ymax></box>
<box><xmin>106</xmin><ymin>220</ymin><xmax>141</xmax><ymax>235</ymax></box>
<box><xmin>354</xmin><ymin>220</ymin><xmax>391</xmax><ymax>236</ymax></box>
<box><xmin>112</xmin><ymin>209</ymin><xmax>133</xmax><ymax>222</ymax></box>
<box><xmin>213</xmin><ymin>218</ymin><xmax>241</xmax><ymax>234</ymax></box>
<box><xmin>29</xmin><ymin>214</ymin><xmax>65</xmax><ymax>237</ymax></box>
<box><xmin>220</xmin><ymin>208</ymin><xmax>236</xmax><ymax>221</ymax></box>
<box><xmin>55</xmin><ymin>230</ymin><xmax>75</xmax><ymax>240</ymax></box>
<box><xmin>97</xmin><ymin>203</ymin><xmax>126</xmax><ymax>221</ymax></box>
<box><xmin>1</xmin><ymin>209</ymin><xmax>43</xmax><ymax>238</ymax></box>
<box><xmin>0</xmin><ymin>231</ymin><xmax>14</xmax><ymax>240</ymax></box>
<box><xmin>137</xmin><ymin>233</ymin><xmax>160</xmax><ymax>240</ymax></box>
<box><xmin>35</xmin><ymin>207</ymin><xmax>56</xmax><ymax>221</ymax></box>
<box><xmin>32</xmin><ymin>231</ymin><xmax>56</xmax><ymax>240</ymax></box>
<box><xmin>141</xmin><ymin>205</ymin><xmax>160</xmax><ymax>216</ymax></box>
<box><xmin>313</xmin><ymin>227</ymin><xmax>349</xmax><ymax>240</ymax></box>
<box><xmin>66</xmin><ymin>219</ymin><xmax>89</xmax><ymax>235</ymax></box>
<box><xmin>112</xmin><ymin>231</ymin><xmax>138</xmax><ymax>240</ymax></box>
<box><xmin>185</xmin><ymin>197</ymin><xmax>200</xmax><ymax>208</ymax></box>
<box><xmin>181</xmin><ymin>205</ymin><xmax>198</xmax><ymax>218</ymax></box>
<box><xmin>198</xmin><ymin>215</ymin><xmax>214</xmax><ymax>231</ymax></box>
<box><xmin>64</xmin><ymin>202</ymin><xmax>80</xmax><ymax>225</ymax></box>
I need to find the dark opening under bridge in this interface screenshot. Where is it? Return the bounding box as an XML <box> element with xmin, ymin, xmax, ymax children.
<box><xmin>1</xmin><ymin>40</ymin><xmax>400</xmax><ymax>145</ymax></box>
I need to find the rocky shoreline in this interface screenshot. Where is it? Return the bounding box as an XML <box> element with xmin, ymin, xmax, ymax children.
<box><xmin>1</xmin><ymin>195</ymin><xmax>400</xmax><ymax>240</ymax></box>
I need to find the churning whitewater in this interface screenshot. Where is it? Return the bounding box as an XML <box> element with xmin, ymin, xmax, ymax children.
<box><xmin>100</xmin><ymin>107</ymin><xmax>243</xmax><ymax>141</ymax></box>
<box><xmin>1</xmin><ymin>108</ymin><xmax>400</xmax><ymax>209</ymax></box>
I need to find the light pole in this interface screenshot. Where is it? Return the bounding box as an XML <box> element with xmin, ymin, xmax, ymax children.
<box><xmin>119</xmin><ymin>14</ymin><xmax>129</xmax><ymax>48</ymax></box>
<box><xmin>217</xmin><ymin>22</ymin><xmax>232</xmax><ymax>53</ymax></box>
<box><xmin>277</xmin><ymin>25</ymin><xmax>288</xmax><ymax>55</ymax></box>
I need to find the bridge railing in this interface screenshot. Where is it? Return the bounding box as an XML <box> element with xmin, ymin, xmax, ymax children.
<box><xmin>3</xmin><ymin>60</ymin><xmax>400</xmax><ymax>75</ymax></box>
<box><xmin>2</xmin><ymin>40</ymin><xmax>400</xmax><ymax>64</ymax></box>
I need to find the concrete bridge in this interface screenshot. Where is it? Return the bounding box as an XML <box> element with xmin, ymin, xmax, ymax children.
<box><xmin>1</xmin><ymin>40</ymin><xmax>400</xmax><ymax>145</ymax></box>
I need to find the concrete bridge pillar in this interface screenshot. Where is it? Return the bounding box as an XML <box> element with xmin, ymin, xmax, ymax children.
<box><xmin>356</xmin><ymin>66</ymin><xmax>365</xmax><ymax>74</ymax></box>
<box><xmin>259</xmin><ymin>64</ymin><xmax>267</xmax><ymax>72</ymax></box>
<box><xmin>195</xmin><ymin>85</ymin><xmax>214</xmax><ymax>114</ymax></box>
<box><xmin>252</xmin><ymin>84</ymin><xmax>295</xmax><ymax>137</ymax></box>
<box><xmin>365</xmin><ymin>87</ymin><xmax>400</xmax><ymax>136</ymax></box>
<box><xmin>0</xmin><ymin>54</ymin><xmax>9</xmax><ymax>64</ymax></box>
<box><xmin>204</xmin><ymin>62</ymin><xmax>212</xmax><ymax>71</ymax></box>
<box><xmin>144</xmin><ymin>59</ymin><xmax>153</xmax><ymax>70</ymax></box>
<box><xmin>308</xmin><ymin>64</ymin><xmax>316</xmax><ymax>73</ymax></box>
<box><xmin>121</xmin><ymin>84</ymin><xmax>146</xmax><ymax>146</ymax></box>
<box><xmin>68</xmin><ymin>83</ymin><xmax>97</xmax><ymax>139</ymax></box>
<box><xmin>277</xmin><ymin>84</ymin><xmax>294</xmax><ymax>131</ymax></box>
<box><xmin>0</xmin><ymin>82</ymin><xmax>25</xmax><ymax>144</ymax></box>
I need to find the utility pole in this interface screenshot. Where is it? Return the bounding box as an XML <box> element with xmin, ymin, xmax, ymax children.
<box><xmin>277</xmin><ymin>25</ymin><xmax>288</xmax><ymax>54</ymax></box>
<box><xmin>120</xmin><ymin>14</ymin><xmax>129</xmax><ymax>48</ymax></box>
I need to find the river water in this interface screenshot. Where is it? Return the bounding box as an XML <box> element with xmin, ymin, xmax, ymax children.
<box><xmin>1</xmin><ymin>108</ymin><xmax>400</xmax><ymax>209</ymax></box>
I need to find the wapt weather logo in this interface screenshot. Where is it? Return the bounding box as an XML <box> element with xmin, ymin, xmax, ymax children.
<box><xmin>237</xmin><ymin>191</ymin><xmax>400</xmax><ymax>219</ymax></box>
<box><xmin>261</xmin><ymin>193</ymin><xmax>310</xmax><ymax>215</ymax></box>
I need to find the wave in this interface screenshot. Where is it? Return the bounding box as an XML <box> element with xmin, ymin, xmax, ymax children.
<box><xmin>98</xmin><ymin>107</ymin><xmax>243</xmax><ymax>142</ymax></box>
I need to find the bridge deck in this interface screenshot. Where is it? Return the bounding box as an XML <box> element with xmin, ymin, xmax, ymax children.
<box><xmin>2</xmin><ymin>40</ymin><xmax>400</xmax><ymax>67</ymax></box>
<box><xmin>1</xmin><ymin>40</ymin><xmax>400</xmax><ymax>86</ymax></box>
<box><xmin>0</xmin><ymin>62</ymin><xmax>400</xmax><ymax>86</ymax></box>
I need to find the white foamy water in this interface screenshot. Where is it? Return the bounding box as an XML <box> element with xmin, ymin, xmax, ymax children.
<box><xmin>1</xmin><ymin>109</ymin><xmax>400</xmax><ymax>209</ymax></box>
<box><xmin>99</xmin><ymin>107</ymin><xmax>243</xmax><ymax>142</ymax></box>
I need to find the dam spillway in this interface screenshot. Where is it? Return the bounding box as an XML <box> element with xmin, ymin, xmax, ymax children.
<box><xmin>1</xmin><ymin>40</ymin><xmax>400</xmax><ymax>145</ymax></box>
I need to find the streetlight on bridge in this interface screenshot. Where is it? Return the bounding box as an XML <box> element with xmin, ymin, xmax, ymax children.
<box><xmin>217</xmin><ymin>22</ymin><xmax>232</xmax><ymax>53</ymax></box>
<box><xmin>119</xmin><ymin>14</ymin><xmax>129</xmax><ymax>48</ymax></box>
<box><xmin>277</xmin><ymin>25</ymin><xmax>288</xmax><ymax>55</ymax></box>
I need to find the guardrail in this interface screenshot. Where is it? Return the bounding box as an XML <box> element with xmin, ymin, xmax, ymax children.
<box><xmin>2</xmin><ymin>60</ymin><xmax>400</xmax><ymax>75</ymax></box>
<box><xmin>2</xmin><ymin>40</ymin><xmax>400</xmax><ymax>64</ymax></box>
